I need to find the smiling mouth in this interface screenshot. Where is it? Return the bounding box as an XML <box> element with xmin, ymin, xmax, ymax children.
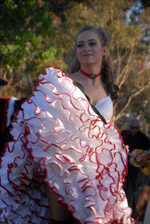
<box><xmin>83</xmin><ymin>54</ymin><xmax>93</xmax><ymax>56</ymax></box>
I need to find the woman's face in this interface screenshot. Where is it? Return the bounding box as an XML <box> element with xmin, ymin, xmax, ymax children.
<box><xmin>76</xmin><ymin>30</ymin><xmax>106</xmax><ymax>68</ymax></box>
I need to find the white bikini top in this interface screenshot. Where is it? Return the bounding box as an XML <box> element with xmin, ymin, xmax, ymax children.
<box><xmin>74</xmin><ymin>82</ymin><xmax>113</xmax><ymax>124</ymax></box>
<box><xmin>95</xmin><ymin>95</ymin><xmax>113</xmax><ymax>123</ymax></box>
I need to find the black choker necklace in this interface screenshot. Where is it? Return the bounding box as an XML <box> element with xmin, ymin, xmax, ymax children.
<box><xmin>80</xmin><ymin>69</ymin><xmax>101</xmax><ymax>79</ymax></box>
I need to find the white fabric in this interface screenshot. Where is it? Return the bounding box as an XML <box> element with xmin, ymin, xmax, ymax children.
<box><xmin>95</xmin><ymin>95</ymin><xmax>113</xmax><ymax>123</ymax></box>
<box><xmin>0</xmin><ymin>67</ymin><xmax>135</xmax><ymax>224</ymax></box>
<box><xmin>7</xmin><ymin>97</ymin><xmax>17</xmax><ymax>127</ymax></box>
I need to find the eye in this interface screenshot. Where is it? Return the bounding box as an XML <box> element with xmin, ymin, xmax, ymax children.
<box><xmin>77</xmin><ymin>43</ymin><xmax>84</xmax><ymax>48</ymax></box>
<box><xmin>89</xmin><ymin>42</ymin><xmax>97</xmax><ymax>46</ymax></box>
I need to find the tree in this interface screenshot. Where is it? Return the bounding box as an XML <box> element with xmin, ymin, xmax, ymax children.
<box><xmin>0</xmin><ymin>0</ymin><xmax>64</xmax><ymax>97</ymax></box>
<box><xmin>50</xmin><ymin>0</ymin><xmax>150</xmax><ymax>132</ymax></box>
<box><xmin>141</xmin><ymin>0</ymin><xmax>150</xmax><ymax>8</ymax></box>
<box><xmin>116</xmin><ymin>0</ymin><xmax>150</xmax><ymax>132</ymax></box>
<box><xmin>1</xmin><ymin>0</ymin><xmax>150</xmax><ymax>134</ymax></box>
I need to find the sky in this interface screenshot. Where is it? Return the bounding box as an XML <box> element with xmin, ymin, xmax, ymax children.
<box><xmin>125</xmin><ymin>0</ymin><xmax>144</xmax><ymax>24</ymax></box>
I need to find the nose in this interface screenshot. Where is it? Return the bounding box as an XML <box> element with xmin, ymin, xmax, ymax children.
<box><xmin>83</xmin><ymin>43</ymin><xmax>90</xmax><ymax>51</ymax></box>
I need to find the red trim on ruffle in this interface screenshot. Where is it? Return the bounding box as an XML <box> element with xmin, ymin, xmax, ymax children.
<box><xmin>0</xmin><ymin>66</ymin><xmax>134</xmax><ymax>224</ymax></box>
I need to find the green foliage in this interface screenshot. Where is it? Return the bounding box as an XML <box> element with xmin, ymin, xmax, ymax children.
<box><xmin>54</xmin><ymin>0</ymin><xmax>150</xmax><ymax>130</ymax></box>
<box><xmin>0</xmin><ymin>0</ymin><xmax>150</xmax><ymax>133</ymax></box>
<box><xmin>0</xmin><ymin>0</ymin><xmax>65</xmax><ymax>97</ymax></box>
<box><xmin>0</xmin><ymin>0</ymin><xmax>52</xmax><ymax>73</ymax></box>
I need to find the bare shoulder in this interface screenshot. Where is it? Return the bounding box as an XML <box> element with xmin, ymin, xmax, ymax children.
<box><xmin>69</xmin><ymin>72</ymin><xmax>79</xmax><ymax>81</ymax></box>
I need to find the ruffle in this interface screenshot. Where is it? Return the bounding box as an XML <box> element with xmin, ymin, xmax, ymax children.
<box><xmin>0</xmin><ymin>66</ymin><xmax>135</xmax><ymax>224</ymax></box>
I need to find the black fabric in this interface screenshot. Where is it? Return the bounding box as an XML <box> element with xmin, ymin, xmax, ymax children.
<box><xmin>0</xmin><ymin>78</ymin><xmax>8</xmax><ymax>86</ymax></box>
<box><xmin>122</xmin><ymin>129</ymin><xmax>150</xmax><ymax>190</ymax></box>
<box><xmin>49</xmin><ymin>219</ymin><xmax>77</xmax><ymax>224</ymax></box>
<box><xmin>121</xmin><ymin>130</ymin><xmax>150</xmax><ymax>190</ymax></box>
<box><xmin>0</xmin><ymin>124</ymin><xmax>12</xmax><ymax>157</ymax></box>
<box><xmin>0</xmin><ymin>98</ymin><xmax>11</xmax><ymax>157</ymax></box>
<box><xmin>0</xmin><ymin>98</ymin><xmax>6</xmax><ymax>133</ymax></box>
<box><xmin>0</xmin><ymin>98</ymin><xmax>25</xmax><ymax>157</ymax></box>
<box><xmin>122</xmin><ymin>129</ymin><xmax>150</xmax><ymax>217</ymax></box>
<box><xmin>122</xmin><ymin>130</ymin><xmax>150</xmax><ymax>152</ymax></box>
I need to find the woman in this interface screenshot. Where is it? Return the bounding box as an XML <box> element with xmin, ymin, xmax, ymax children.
<box><xmin>0</xmin><ymin>25</ymin><xmax>134</xmax><ymax>223</ymax></box>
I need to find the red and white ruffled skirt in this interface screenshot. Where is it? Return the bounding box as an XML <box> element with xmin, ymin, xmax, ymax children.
<box><xmin>0</xmin><ymin>67</ymin><xmax>135</xmax><ymax>224</ymax></box>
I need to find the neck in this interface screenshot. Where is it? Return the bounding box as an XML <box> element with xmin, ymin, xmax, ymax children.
<box><xmin>80</xmin><ymin>68</ymin><xmax>101</xmax><ymax>79</ymax></box>
<box><xmin>80</xmin><ymin>65</ymin><xmax>100</xmax><ymax>75</ymax></box>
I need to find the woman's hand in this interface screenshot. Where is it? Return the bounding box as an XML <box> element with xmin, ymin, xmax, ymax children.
<box><xmin>124</xmin><ymin>145</ymin><xmax>129</xmax><ymax>153</ymax></box>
